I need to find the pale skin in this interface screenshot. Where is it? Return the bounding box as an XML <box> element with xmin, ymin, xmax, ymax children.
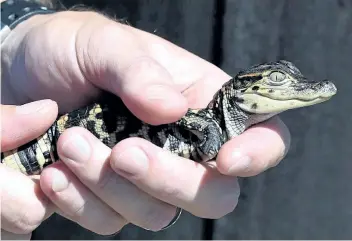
<box><xmin>0</xmin><ymin>8</ymin><xmax>291</xmax><ymax>240</ymax></box>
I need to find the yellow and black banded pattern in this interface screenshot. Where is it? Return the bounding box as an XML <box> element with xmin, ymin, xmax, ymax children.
<box><xmin>1</xmin><ymin>93</ymin><xmax>201</xmax><ymax>176</ymax></box>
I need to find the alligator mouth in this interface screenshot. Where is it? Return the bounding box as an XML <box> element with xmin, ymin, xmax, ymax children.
<box><xmin>256</xmin><ymin>91</ymin><xmax>336</xmax><ymax>102</ymax></box>
<box><xmin>293</xmin><ymin>80</ymin><xmax>337</xmax><ymax>100</ymax></box>
<box><xmin>257</xmin><ymin>80</ymin><xmax>337</xmax><ymax>101</ymax></box>
<box><xmin>236</xmin><ymin>80</ymin><xmax>337</xmax><ymax>114</ymax></box>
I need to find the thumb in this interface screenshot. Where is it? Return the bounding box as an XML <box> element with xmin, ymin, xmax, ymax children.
<box><xmin>75</xmin><ymin>15</ymin><xmax>188</xmax><ymax>125</ymax></box>
<box><xmin>1</xmin><ymin>100</ymin><xmax>58</xmax><ymax>151</ymax></box>
<box><xmin>117</xmin><ymin>57</ymin><xmax>189</xmax><ymax>125</ymax></box>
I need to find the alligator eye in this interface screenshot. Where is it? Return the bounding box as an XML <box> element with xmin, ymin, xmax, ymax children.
<box><xmin>269</xmin><ymin>71</ymin><xmax>286</xmax><ymax>82</ymax></box>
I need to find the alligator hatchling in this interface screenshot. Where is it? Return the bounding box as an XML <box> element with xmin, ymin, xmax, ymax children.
<box><xmin>1</xmin><ymin>60</ymin><xmax>337</xmax><ymax>176</ymax></box>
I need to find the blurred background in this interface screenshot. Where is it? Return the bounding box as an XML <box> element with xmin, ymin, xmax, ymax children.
<box><xmin>32</xmin><ymin>0</ymin><xmax>352</xmax><ymax>239</ymax></box>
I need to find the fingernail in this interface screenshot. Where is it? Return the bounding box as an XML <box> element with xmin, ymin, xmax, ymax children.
<box><xmin>228</xmin><ymin>150</ymin><xmax>252</xmax><ymax>173</ymax></box>
<box><xmin>52</xmin><ymin>170</ymin><xmax>69</xmax><ymax>192</ymax></box>
<box><xmin>146</xmin><ymin>85</ymin><xmax>171</xmax><ymax>100</ymax></box>
<box><xmin>61</xmin><ymin>134</ymin><xmax>91</xmax><ymax>163</ymax></box>
<box><xmin>112</xmin><ymin>147</ymin><xmax>149</xmax><ymax>177</ymax></box>
<box><xmin>16</xmin><ymin>99</ymin><xmax>52</xmax><ymax>115</ymax></box>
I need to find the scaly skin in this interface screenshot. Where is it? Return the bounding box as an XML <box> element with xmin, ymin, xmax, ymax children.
<box><xmin>1</xmin><ymin>60</ymin><xmax>337</xmax><ymax>176</ymax></box>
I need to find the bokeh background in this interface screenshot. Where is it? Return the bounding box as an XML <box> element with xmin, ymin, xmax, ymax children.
<box><xmin>32</xmin><ymin>0</ymin><xmax>352</xmax><ymax>239</ymax></box>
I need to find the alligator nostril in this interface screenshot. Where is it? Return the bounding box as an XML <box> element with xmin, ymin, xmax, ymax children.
<box><xmin>316</xmin><ymin>80</ymin><xmax>330</xmax><ymax>87</ymax></box>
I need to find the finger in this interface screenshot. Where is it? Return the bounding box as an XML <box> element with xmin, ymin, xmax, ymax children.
<box><xmin>75</xmin><ymin>15</ymin><xmax>188</xmax><ymax>125</ymax></box>
<box><xmin>0</xmin><ymin>165</ymin><xmax>55</xmax><ymax>234</ymax></box>
<box><xmin>55</xmin><ymin>127</ymin><xmax>178</xmax><ymax>231</ymax></box>
<box><xmin>40</xmin><ymin>162</ymin><xmax>127</xmax><ymax>235</ymax></box>
<box><xmin>109</xmin><ymin>138</ymin><xmax>240</xmax><ymax>219</ymax></box>
<box><xmin>1</xmin><ymin>100</ymin><xmax>58</xmax><ymax>151</ymax></box>
<box><xmin>216</xmin><ymin>116</ymin><xmax>291</xmax><ymax>177</ymax></box>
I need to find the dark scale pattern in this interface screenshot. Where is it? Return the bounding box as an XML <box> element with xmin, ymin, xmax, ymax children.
<box><xmin>54</xmin><ymin>94</ymin><xmax>184</xmax><ymax>152</ymax></box>
<box><xmin>63</xmin><ymin>105</ymin><xmax>91</xmax><ymax>129</ymax></box>
<box><xmin>16</xmin><ymin>139</ymin><xmax>41</xmax><ymax>175</ymax></box>
<box><xmin>47</xmin><ymin>125</ymin><xmax>59</xmax><ymax>162</ymax></box>
<box><xmin>43</xmin><ymin>151</ymin><xmax>50</xmax><ymax>159</ymax></box>
<box><xmin>17</xmin><ymin>151</ymin><xmax>32</xmax><ymax>173</ymax></box>
<box><xmin>86</xmin><ymin>120</ymin><xmax>98</xmax><ymax>136</ymax></box>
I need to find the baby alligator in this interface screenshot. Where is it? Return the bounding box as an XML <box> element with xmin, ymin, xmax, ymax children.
<box><xmin>1</xmin><ymin>60</ymin><xmax>337</xmax><ymax>176</ymax></box>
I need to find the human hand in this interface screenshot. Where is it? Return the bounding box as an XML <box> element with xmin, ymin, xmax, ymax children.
<box><xmin>1</xmin><ymin>10</ymin><xmax>290</xmax><ymax>235</ymax></box>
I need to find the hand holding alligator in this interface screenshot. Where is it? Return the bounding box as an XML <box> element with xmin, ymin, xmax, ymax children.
<box><xmin>1</xmin><ymin>10</ymin><xmax>334</xmax><ymax>238</ymax></box>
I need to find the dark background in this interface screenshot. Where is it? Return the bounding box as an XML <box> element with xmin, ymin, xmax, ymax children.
<box><xmin>32</xmin><ymin>0</ymin><xmax>352</xmax><ymax>239</ymax></box>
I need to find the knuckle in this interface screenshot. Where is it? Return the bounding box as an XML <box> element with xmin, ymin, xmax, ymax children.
<box><xmin>7</xmin><ymin>211</ymin><xmax>45</xmax><ymax>234</ymax></box>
